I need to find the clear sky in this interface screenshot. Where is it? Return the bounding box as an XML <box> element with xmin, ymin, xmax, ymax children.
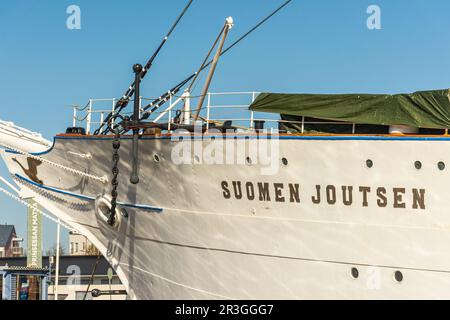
<box><xmin>1</xmin><ymin>0</ymin><xmax>450</xmax><ymax>252</ymax></box>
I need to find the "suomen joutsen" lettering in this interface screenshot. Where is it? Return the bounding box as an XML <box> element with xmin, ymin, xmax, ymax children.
<box><xmin>220</xmin><ymin>181</ymin><xmax>426</xmax><ymax>209</ymax></box>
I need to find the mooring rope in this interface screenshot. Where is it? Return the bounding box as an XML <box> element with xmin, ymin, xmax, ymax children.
<box><xmin>83</xmin><ymin>253</ymin><xmax>102</xmax><ymax>300</ymax></box>
<box><xmin>0</xmin><ymin>184</ymin><xmax>74</xmax><ymax>230</ymax></box>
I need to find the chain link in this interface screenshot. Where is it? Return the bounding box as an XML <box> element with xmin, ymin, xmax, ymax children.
<box><xmin>108</xmin><ymin>129</ymin><xmax>121</xmax><ymax>226</ymax></box>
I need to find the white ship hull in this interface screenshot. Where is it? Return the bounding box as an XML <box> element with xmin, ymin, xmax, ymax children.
<box><xmin>2</xmin><ymin>133</ymin><xmax>450</xmax><ymax>299</ymax></box>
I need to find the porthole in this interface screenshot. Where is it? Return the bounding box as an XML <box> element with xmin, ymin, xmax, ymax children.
<box><xmin>246</xmin><ymin>157</ymin><xmax>252</xmax><ymax>165</ymax></box>
<box><xmin>438</xmin><ymin>161</ymin><xmax>445</xmax><ymax>171</ymax></box>
<box><xmin>153</xmin><ymin>154</ymin><xmax>160</xmax><ymax>162</ymax></box>
<box><xmin>366</xmin><ymin>159</ymin><xmax>373</xmax><ymax>168</ymax></box>
<box><xmin>351</xmin><ymin>267</ymin><xmax>359</xmax><ymax>279</ymax></box>
<box><xmin>414</xmin><ymin>161</ymin><xmax>422</xmax><ymax>170</ymax></box>
<box><xmin>394</xmin><ymin>271</ymin><xmax>403</xmax><ymax>283</ymax></box>
<box><xmin>282</xmin><ymin>158</ymin><xmax>288</xmax><ymax>166</ymax></box>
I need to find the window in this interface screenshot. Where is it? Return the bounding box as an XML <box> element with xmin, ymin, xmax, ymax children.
<box><xmin>80</xmin><ymin>278</ymin><xmax>92</xmax><ymax>285</ymax></box>
<box><xmin>75</xmin><ymin>243</ymin><xmax>79</xmax><ymax>252</ymax></box>
<box><xmin>70</xmin><ymin>242</ymin><xmax>74</xmax><ymax>254</ymax></box>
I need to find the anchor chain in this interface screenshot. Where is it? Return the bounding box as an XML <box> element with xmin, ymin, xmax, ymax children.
<box><xmin>108</xmin><ymin>128</ymin><xmax>121</xmax><ymax>226</ymax></box>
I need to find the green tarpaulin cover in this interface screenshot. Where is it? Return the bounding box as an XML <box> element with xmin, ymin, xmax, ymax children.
<box><xmin>249</xmin><ymin>89</ymin><xmax>450</xmax><ymax>129</ymax></box>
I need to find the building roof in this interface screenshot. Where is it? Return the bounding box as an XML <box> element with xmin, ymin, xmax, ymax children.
<box><xmin>1</xmin><ymin>266</ymin><xmax>48</xmax><ymax>273</ymax></box>
<box><xmin>0</xmin><ymin>225</ymin><xmax>15</xmax><ymax>247</ymax></box>
<box><xmin>0</xmin><ymin>255</ymin><xmax>118</xmax><ymax>276</ymax></box>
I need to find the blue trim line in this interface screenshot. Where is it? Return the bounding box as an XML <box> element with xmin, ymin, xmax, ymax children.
<box><xmin>14</xmin><ymin>174</ymin><xmax>163</xmax><ymax>213</ymax></box>
<box><xmin>52</xmin><ymin>135</ymin><xmax>450</xmax><ymax>142</ymax></box>
<box><xmin>4</xmin><ymin>137</ymin><xmax>56</xmax><ymax>156</ymax></box>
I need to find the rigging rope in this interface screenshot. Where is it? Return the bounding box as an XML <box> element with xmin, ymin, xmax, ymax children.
<box><xmin>134</xmin><ymin>77</ymin><xmax>193</xmax><ymax>122</ymax></box>
<box><xmin>137</xmin><ymin>0</ymin><xmax>293</xmax><ymax>122</ymax></box>
<box><xmin>0</xmin><ymin>143</ymin><xmax>108</xmax><ymax>183</ymax></box>
<box><xmin>187</xmin><ymin>24</ymin><xmax>226</xmax><ymax>93</ymax></box>
<box><xmin>95</xmin><ymin>0</ymin><xmax>194</xmax><ymax>135</ymax></box>
<box><xmin>219</xmin><ymin>0</ymin><xmax>292</xmax><ymax>58</ymax></box>
<box><xmin>0</xmin><ymin>185</ymin><xmax>74</xmax><ymax>230</ymax></box>
<box><xmin>83</xmin><ymin>253</ymin><xmax>102</xmax><ymax>300</ymax></box>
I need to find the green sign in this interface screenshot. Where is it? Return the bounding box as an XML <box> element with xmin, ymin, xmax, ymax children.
<box><xmin>107</xmin><ymin>267</ymin><xmax>113</xmax><ymax>281</ymax></box>
<box><xmin>27</xmin><ymin>200</ymin><xmax>42</xmax><ymax>268</ymax></box>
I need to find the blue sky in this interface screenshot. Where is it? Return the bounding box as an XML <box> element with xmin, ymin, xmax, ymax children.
<box><xmin>1</xmin><ymin>0</ymin><xmax>450</xmax><ymax>252</ymax></box>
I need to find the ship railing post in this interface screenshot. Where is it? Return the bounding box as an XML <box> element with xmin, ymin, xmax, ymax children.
<box><xmin>250</xmin><ymin>92</ymin><xmax>256</xmax><ymax>129</ymax></box>
<box><xmin>352</xmin><ymin>123</ymin><xmax>356</xmax><ymax>134</ymax></box>
<box><xmin>72</xmin><ymin>106</ymin><xmax>77</xmax><ymax>127</ymax></box>
<box><xmin>139</xmin><ymin>96</ymin><xmax>142</xmax><ymax>119</ymax></box>
<box><xmin>182</xmin><ymin>90</ymin><xmax>191</xmax><ymax>125</ymax></box>
<box><xmin>168</xmin><ymin>110</ymin><xmax>172</xmax><ymax>131</ymax></box>
<box><xmin>206</xmin><ymin>93</ymin><xmax>211</xmax><ymax>130</ymax></box>
<box><xmin>168</xmin><ymin>94</ymin><xmax>173</xmax><ymax>131</ymax></box>
<box><xmin>86</xmin><ymin>99</ymin><xmax>92</xmax><ymax>135</ymax></box>
<box><xmin>111</xmin><ymin>98</ymin><xmax>116</xmax><ymax>129</ymax></box>
<box><xmin>100</xmin><ymin>112</ymin><xmax>105</xmax><ymax>127</ymax></box>
<box><xmin>301</xmin><ymin>116</ymin><xmax>305</xmax><ymax>134</ymax></box>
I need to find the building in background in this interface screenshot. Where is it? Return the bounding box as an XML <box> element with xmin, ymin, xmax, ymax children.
<box><xmin>0</xmin><ymin>256</ymin><xmax>126</xmax><ymax>300</ymax></box>
<box><xmin>0</xmin><ymin>225</ymin><xmax>24</xmax><ymax>258</ymax></box>
<box><xmin>0</xmin><ymin>266</ymin><xmax>49</xmax><ymax>300</ymax></box>
<box><xmin>69</xmin><ymin>231</ymin><xmax>99</xmax><ymax>256</ymax></box>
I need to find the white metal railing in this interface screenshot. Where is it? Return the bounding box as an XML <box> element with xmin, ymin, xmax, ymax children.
<box><xmin>70</xmin><ymin>91</ymin><xmax>358</xmax><ymax>134</ymax></box>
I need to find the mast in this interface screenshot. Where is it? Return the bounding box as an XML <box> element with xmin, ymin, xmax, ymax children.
<box><xmin>193</xmin><ymin>17</ymin><xmax>234</xmax><ymax>121</ymax></box>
